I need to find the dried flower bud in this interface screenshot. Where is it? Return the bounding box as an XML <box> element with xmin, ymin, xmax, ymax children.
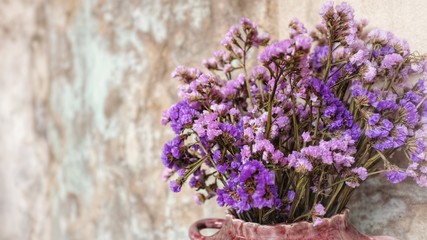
<box><xmin>194</xmin><ymin>193</ymin><xmax>206</xmax><ymax>205</ymax></box>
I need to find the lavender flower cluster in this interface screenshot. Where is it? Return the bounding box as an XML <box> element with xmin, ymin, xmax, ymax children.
<box><xmin>161</xmin><ymin>2</ymin><xmax>427</xmax><ymax>224</ymax></box>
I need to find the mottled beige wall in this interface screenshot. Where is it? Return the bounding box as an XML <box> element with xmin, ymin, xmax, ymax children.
<box><xmin>0</xmin><ymin>1</ymin><xmax>50</xmax><ymax>239</ymax></box>
<box><xmin>0</xmin><ymin>0</ymin><xmax>426</xmax><ymax>240</ymax></box>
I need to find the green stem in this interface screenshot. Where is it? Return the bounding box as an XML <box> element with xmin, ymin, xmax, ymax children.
<box><xmin>293</xmin><ymin>212</ymin><xmax>311</xmax><ymax>222</ymax></box>
<box><xmin>417</xmin><ymin>96</ymin><xmax>427</xmax><ymax>109</ymax></box>
<box><xmin>289</xmin><ymin>76</ymin><xmax>301</xmax><ymax>150</ymax></box>
<box><xmin>313</xmin><ymin>99</ymin><xmax>323</xmax><ymax>141</ymax></box>
<box><xmin>265</xmin><ymin>67</ymin><xmax>283</xmax><ymax>138</ymax></box>
<box><xmin>289</xmin><ymin>175</ymin><xmax>309</xmax><ymax>220</ymax></box>
<box><xmin>324</xmin><ymin>181</ymin><xmax>343</xmax><ymax>215</ymax></box>
<box><xmin>323</xmin><ymin>32</ymin><xmax>334</xmax><ymax>82</ymax></box>
<box><xmin>242</xmin><ymin>46</ymin><xmax>254</xmax><ymax>109</ymax></box>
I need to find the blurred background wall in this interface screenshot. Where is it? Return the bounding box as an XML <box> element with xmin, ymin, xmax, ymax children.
<box><xmin>0</xmin><ymin>0</ymin><xmax>426</xmax><ymax>239</ymax></box>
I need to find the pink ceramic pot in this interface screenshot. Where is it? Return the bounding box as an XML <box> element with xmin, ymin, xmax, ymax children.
<box><xmin>189</xmin><ymin>209</ymin><xmax>398</xmax><ymax>240</ymax></box>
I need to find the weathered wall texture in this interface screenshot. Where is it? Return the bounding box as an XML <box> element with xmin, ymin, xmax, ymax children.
<box><xmin>0</xmin><ymin>0</ymin><xmax>426</xmax><ymax>239</ymax></box>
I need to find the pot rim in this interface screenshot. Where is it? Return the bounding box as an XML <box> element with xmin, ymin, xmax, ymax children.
<box><xmin>223</xmin><ymin>208</ymin><xmax>351</xmax><ymax>228</ymax></box>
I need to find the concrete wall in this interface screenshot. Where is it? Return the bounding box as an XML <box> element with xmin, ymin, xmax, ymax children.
<box><xmin>0</xmin><ymin>0</ymin><xmax>426</xmax><ymax>239</ymax></box>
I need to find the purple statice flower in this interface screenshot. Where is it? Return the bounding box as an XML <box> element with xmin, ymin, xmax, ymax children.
<box><xmin>411</xmin><ymin>138</ymin><xmax>426</xmax><ymax>163</ymax></box>
<box><xmin>216</xmin><ymin>160</ymin><xmax>281</xmax><ymax>212</ymax></box>
<box><xmin>381</xmin><ymin>53</ymin><xmax>404</xmax><ymax>70</ymax></box>
<box><xmin>178</xmin><ymin>73</ymin><xmax>224</xmax><ymax>104</ymax></box>
<box><xmin>407</xmin><ymin>159</ymin><xmax>427</xmax><ymax>187</ymax></box>
<box><xmin>240</xmin><ymin>18</ymin><xmax>270</xmax><ymax>47</ymax></box>
<box><xmin>417</xmin><ymin>79</ymin><xmax>427</xmax><ymax>94</ymax></box>
<box><xmin>161</xmin><ymin>110</ymin><xmax>170</xmax><ymax>126</ymax></box>
<box><xmin>367</xmin><ymin>29</ymin><xmax>401</xmax><ymax>56</ymax></box>
<box><xmin>274</xmin><ymin>113</ymin><xmax>290</xmax><ymax>130</ymax></box>
<box><xmin>253</xmin><ymin>138</ymin><xmax>285</xmax><ymax>164</ymax></box>
<box><xmin>355</xmin><ymin>17</ymin><xmax>368</xmax><ymax>33</ymax></box>
<box><xmin>416</xmin><ymin>176</ymin><xmax>427</xmax><ymax>187</ymax></box>
<box><xmin>349</xmin><ymin>49</ymin><xmax>369</xmax><ymax>66</ymax></box>
<box><xmin>193</xmin><ymin>193</ymin><xmax>206</xmax><ymax>205</ymax></box>
<box><xmin>220</xmin><ymin>122</ymin><xmax>243</xmax><ymax>142</ymax></box>
<box><xmin>242</xmin><ymin>112</ymin><xmax>268</xmax><ymax>139</ymax></box>
<box><xmin>392</xmin><ymin>125</ymin><xmax>408</xmax><ymax>148</ymax></box>
<box><xmin>212</xmin><ymin>149</ymin><xmax>227</xmax><ymax>173</ymax></box>
<box><xmin>314</xmin><ymin>203</ymin><xmax>326</xmax><ymax>216</ymax></box>
<box><xmin>389</xmin><ymin>36</ymin><xmax>410</xmax><ymax>57</ymax></box>
<box><xmin>376</xmin><ymin>45</ymin><xmax>396</xmax><ymax>57</ymax></box>
<box><xmin>344</xmin><ymin>124</ymin><xmax>362</xmax><ymax>141</ymax></box>
<box><xmin>171</xmin><ymin>66</ymin><xmax>202</xmax><ymax>84</ymax></box>
<box><xmin>312</xmin><ymin>203</ymin><xmax>326</xmax><ymax>225</ymax></box>
<box><xmin>210</xmin><ymin>103</ymin><xmax>230</xmax><ymax>117</ymax></box>
<box><xmin>372</xmin><ymin>98</ymin><xmax>399</xmax><ymax>111</ymax></box>
<box><xmin>302</xmin><ymin>132</ymin><xmax>312</xmax><ymax>142</ymax></box>
<box><xmin>230</xmin><ymin>154</ymin><xmax>243</xmax><ymax>170</ymax></box>
<box><xmin>161</xmin><ymin>136</ymin><xmax>184</xmax><ymax>169</ymax></box>
<box><xmin>320</xmin><ymin>2</ymin><xmax>356</xmax><ymax>45</ymax></box>
<box><xmin>213</xmin><ymin>50</ymin><xmax>231</xmax><ymax>62</ymax></box>
<box><xmin>311</xmin><ymin>77</ymin><xmax>358</xmax><ymax>137</ymax></box>
<box><xmin>269</xmin><ymin>110</ymin><xmax>291</xmax><ymax>139</ymax></box>
<box><xmin>193</xmin><ymin>112</ymin><xmax>222</xmax><ymax>141</ymax></box>
<box><xmin>202</xmin><ymin>57</ymin><xmax>218</xmax><ymax>70</ymax></box>
<box><xmin>410</xmin><ymin>64</ymin><xmax>423</xmax><ymax>75</ymax></box>
<box><xmin>258</xmin><ymin>39</ymin><xmax>294</xmax><ymax>64</ymax></box>
<box><xmin>170</xmin><ymin>180</ymin><xmax>182</xmax><ymax>192</ymax></box>
<box><xmin>297</xmin><ymin>134</ymin><xmax>356</xmax><ymax>169</ymax></box>
<box><xmin>367</xmin><ymin>29</ymin><xmax>411</xmax><ymax>80</ymax></box>
<box><xmin>240</xmin><ymin>17</ymin><xmax>256</xmax><ymax>30</ymax></box>
<box><xmin>351</xmin><ymin>81</ymin><xmax>377</xmax><ymax>104</ymax></box>
<box><xmin>301</xmin><ymin>145</ymin><xmax>324</xmax><ymax>161</ymax></box>
<box><xmin>403</xmin><ymin>91</ymin><xmax>423</xmax><ymax>104</ymax></box>
<box><xmin>162</xmin><ymin>101</ymin><xmax>198</xmax><ymax>134</ymax></box>
<box><xmin>333</xmin><ymin>152</ymin><xmax>355</xmax><ymax>168</ymax></box>
<box><xmin>287</xmin><ymin>191</ymin><xmax>296</xmax><ymax>202</ymax></box>
<box><xmin>368</xmin><ymin>114</ymin><xmax>381</xmax><ymax>126</ymax></box>
<box><xmin>374</xmin><ymin>138</ymin><xmax>394</xmax><ymax>151</ymax></box>
<box><xmin>411</xmin><ymin>126</ymin><xmax>427</xmax><ymax>163</ymax></box>
<box><xmin>189</xmin><ymin>170</ymin><xmax>207</xmax><ymax>188</ymax></box>
<box><xmin>367</xmin><ymin>29</ymin><xmax>390</xmax><ymax>44</ymax></box>
<box><xmin>295</xmin><ymin>35</ymin><xmax>312</xmax><ymax>50</ymax></box>
<box><xmin>400</xmin><ymin>98</ymin><xmax>420</xmax><ymax>128</ymax></box>
<box><xmin>369</xmin><ymin>122</ymin><xmax>408</xmax><ymax>151</ymax></box>
<box><xmin>223</xmin><ymin>64</ymin><xmax>232</xmax><ymax>74</ymax></box>
<box><xmin>251</xmin><ymin>66</ymin><xmax>270</xmax><ymax>84</ymax></box>
<box><xmin>243</xmin><ymin>127</ymin><xmax>255</xmax><ymax>143</ymax></box>
<box><xmin>346</xmin><ymin>167</ymin><xmax>368</xmax><ymax>188</ymax></box>
<box><xmin>313</xmin><ymin>218</ymin><xmax>324</xmax><ymax>226</ymax></box>
<box><xmin>287</xmin><ymin>152</ymin><xmax>313</xmax><ymax>172</ymax></box>
<box><xmin>289</xmin><ymin>18</ymin><xmax>307</xmax><ymax>38</ymax></box>
<box><xmin>386</xmin><ymin>169</ymin><xmax>408</xmax><ymax>184</ymax></box>
<box><xmin>240</xmin><ymin>145</ymin><xmax>252</xmax><ymax>163</ymax></box>
<box><xmin>324</xmin><ymin>104</ymin><xmax>337</xmax><ymax>118</ymax></box>
<box><xmin>319</xmin><ymin>1</ymin><xmax>334</xmax><ymax>16</ymax></box>
<box><xmin>366</xmin><ymin>119</ymin><xmax>393</xmax><ymax>139</ymax></box>
<box><xmin>361</xmin><ymin>61</ymin><xmax>377</xmax><ymax>82</ymax></box>
<box><xmin>310</xmin><ymin>46</ymin><xmax>329</xmax><ymax>71</ymax></box>
<box><xmin>221</xmin><ymin>25</ymin><xmax>239</xmax><ymax>48</ymax></box>
<box><xmin>222</xmin><ymin>74</ymin><xmax>246</xmax><ymax>98</ymax></box>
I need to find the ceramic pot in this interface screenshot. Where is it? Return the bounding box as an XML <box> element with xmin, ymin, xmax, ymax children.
<box><xmin>189</xmin><ymin>209</ymin><xmax>398</xmax><ymax>240</ymax></box>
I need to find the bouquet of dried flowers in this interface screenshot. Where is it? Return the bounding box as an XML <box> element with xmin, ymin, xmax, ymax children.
<box><xmin>161</xmin><ymin>1</ymin><xmax>427</xmax><ymax>225</ymax></box>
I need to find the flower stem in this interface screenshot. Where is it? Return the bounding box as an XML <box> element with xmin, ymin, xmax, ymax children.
<box><xmin>265</xmin><ymin>66</ymin><xmax>283</xmax><ymax>138</ymax></box>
